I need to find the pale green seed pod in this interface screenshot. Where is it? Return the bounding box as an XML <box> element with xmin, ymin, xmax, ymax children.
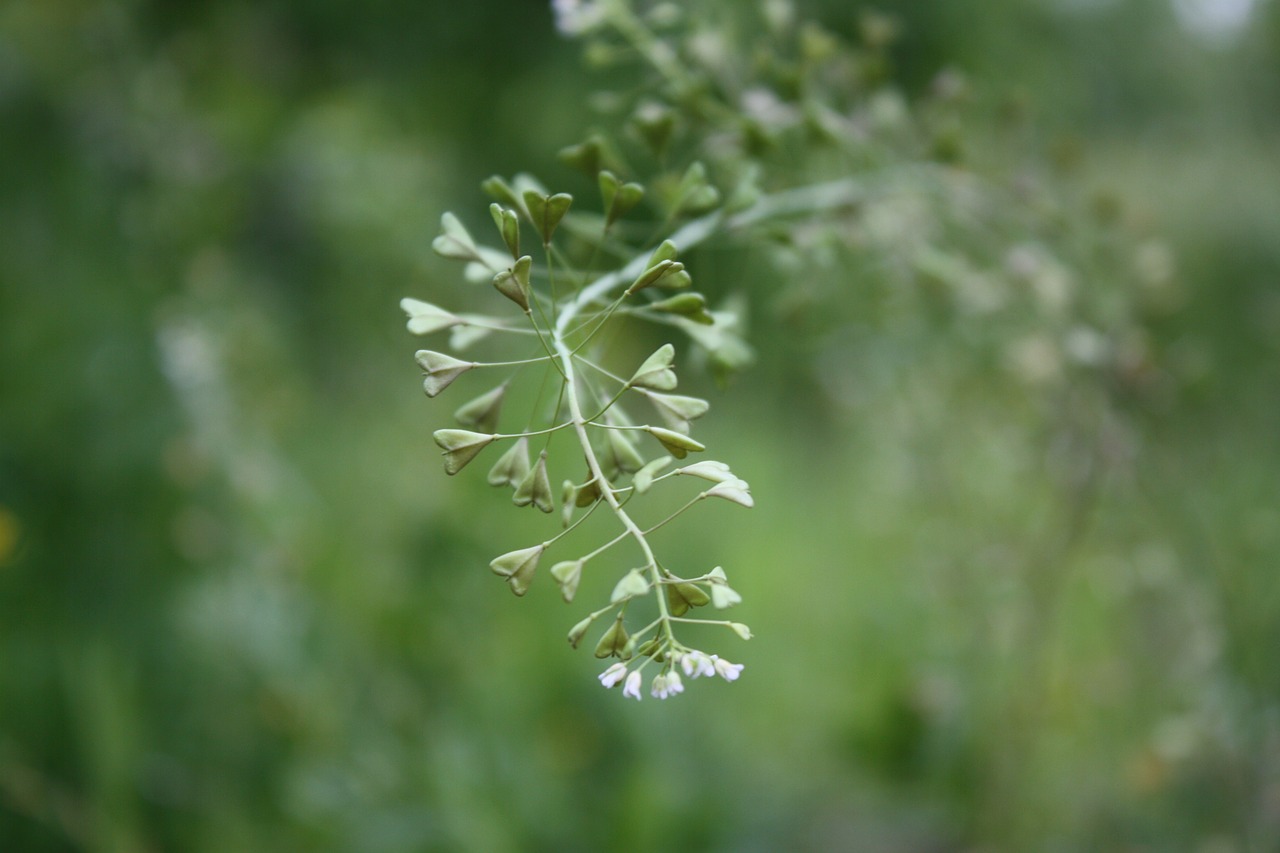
<box><xmin>550</xmin><ymin>560</ymin><xmax>583</xmax><ymax>603</ymax></box>
<box><xmin>513</xmin><ymin>450</ymin><xmax>554</xmax><ymax>513</ymax></box>
<box><xmin>646</xmin><ymin>425</ymin><xmax>705</xmax><ymax>459</ymax></box>
<box><xmin>628</xmin><ymin>344</ymin><xmax>678</xmax><ymax>391</ymax></box>
<box><xmin>416</xmin><ymin>350</ymin><xmax>475</xmax><ymax>397</ymax></box>
<box><xmin>401</xmin><ymin>298</ymin><xmax>461</xmax><ymax>335</ymax></box>
<box><xmin>454</xmin><ymin>383</ymin><xmax>506</xmax><ymax>434</ymax></box>
<box><xmin>433</xmin><ymin>429</ymin><xmax>496</xmax><ymax>475</ymax></box>
<box><xmin>611</xmin><ymin>569</ymin><xmax>650</xmax><ymax>603</ymax></box>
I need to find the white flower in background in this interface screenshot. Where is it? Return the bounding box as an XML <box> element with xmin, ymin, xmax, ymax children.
<box><xmin>598</xmin><ymin>662</ymin><xmax>628</xmax><ymax>688</ymax></box>
<box><xmin>622</xmin><ymin>670</ymin><xmax>643</xmax><ymax>700</ymax></box>
<box><xmin>712</xmin><ymin>655</ymin><xmax>744</xmax><ymax>682</ymax></box>
<box><xmin>552</xmin><ymin>0</ymin><xmax>607</xmax><ymax>36</ymax></box>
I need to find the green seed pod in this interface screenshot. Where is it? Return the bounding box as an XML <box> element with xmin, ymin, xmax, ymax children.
<box><xmin>550</xmin><ymin>559</ymin><xmax>583</xmax><ymax>603</ymax></box>
<box><xmin>594</xmin><ymin>616</ymin><xmax>630</xmax><ymax>659</ymax></box>
<box><xmin>646</xmin><ymin>425</ymin><xmax>705</xmax><ymax>459</ymax></box>
<box><xmin>666</xmin><ymin>582</ymin><xmax>711</xmax><ymax>616</ymax></box>
<box><xmin>454</xmin><ymin>383</ymin><xmax>506</xmax><ymax>434</ymax></box>
<box><xmin>704</xmin><ymin>479</ymin><xmax>754</xmax><ymax>508</ymax></box>
<box><xmin>642</xmin><ymin>391</ymin><xmax>709</xmax><ymax>434</ymax></box>
<box><xmin>523</xmin><ymin>190</ymin><xmax>573</xmax><ymax>245</ymax></box>
<box><xmin>611</xmin><ymin>569</ymin><xmax>651</xmax><ymax>603</ymax></box>
<box><xmin>401</xmin><ymin>298</ymin><xmax>461</xmax><ymax>335</ymax></box>
<box><xmin>513</xmin><ymin>450</ymin><xmax>554</xmax><ymax>513</ymax></box>
<box><xmin>676</xmin><ymin>460</ymin><xmax>735</xmax><ymax>483</ymax></box>
<box><xmin>574</xmin><ymin>477</ymin><xmax>603</xmax><ymax>507</ymax></box>
<box><xmin>632</xmin><ymin>456</ymin><xmax>673</xmax><ymax>494</ymax></box>
<box><xmin>605</xmin><ymin>430</ymin><xmax>646</xmax><ymax>475</ymax></box>
<box><xmin>648</xmin><ymin>292</ymin><xmax>713</xmax><ymax>324</ymax></box>
<box><xmin>711</xmin><ymin>582</ymin><xmax>743</xmax><ymax>609</ymax></box>
<box><xmin>627</xmin><ymin>259</ymin><xmax>682</xmax><ymax>295</ymax></box>
<box><xmin>629</xmin><ymin>344</ymin><xmax>678</xmax><ymax>391</ymax></box>
<box><xmin>492</xmin><ymin>255</ymin><xmax>532</xmax><ymax>312</ymax></box>
<box><xmin>649</xmin><ymin>239</ymin><xmax>679</xmax><ymax>267</ymax></box>
<box><xmin>567</xmin><ymin>614</ymin><xmax>596</xmax><ymax>649</ymax></box>
<box><xmin>433</xmin><ymin>429</ymin><xmax>496</xmax><ymax>475</ymax></box>
<box><xmin>489</xmin><ymin>203</ymin><xmax>520</xmax><ymax>259</ymax></box>
<box><xmin>416</xmin><ymin>350</ymin><xmax>475</xmax><ymax>397</ymax></box>
<box><xmin>487</xmin><ymin>435</ymin><xmax>530</xmax><ymax>489</ymax></box>
<box><xmin>431</xmin><ymin>212</ymin><xmax>481</xmax><ymax>261</ymax></box>
<box><xmin>489</xmin><ymin>544</ymin><xmax>544</xmax><ymax>597</ymax></box>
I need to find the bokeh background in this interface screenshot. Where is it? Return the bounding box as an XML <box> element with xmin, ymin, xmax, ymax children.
<box><xmin>2</xmin><ymin>1</ymin><xmax>1278</xmax><ymax>850</ymax></box>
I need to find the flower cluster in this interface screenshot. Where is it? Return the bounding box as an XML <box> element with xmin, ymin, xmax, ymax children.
<box><xmin>597</xmin><ymin>649</ymin><xmax>743</xmax><ymax>701</ymax></box>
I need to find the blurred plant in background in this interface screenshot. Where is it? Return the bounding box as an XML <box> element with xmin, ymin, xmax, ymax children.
<box><xmin>1</xmin><ymin>0</ymin><xmax>1278</xmax><ymax>851</ymax></box>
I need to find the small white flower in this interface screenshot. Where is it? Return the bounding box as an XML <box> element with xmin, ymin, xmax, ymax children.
<box><xmin>681</xmin><ymin>650</ymin><xmax>715</xmax><ymax>679</ymax></box>
<box><xmin>651</xmin><ymin>671</ymin><xmax>684</xmax><ymax>699</ymax></box>
<box><xmin>712</xmin><ymin>655</ymin><xmax>744</xmax><ymax>682</ymax></box>
<box><xmin>598</xmin><ymin>662</ymin><xmax>628</xmax><ymax>688</ymax></box>
<box><xmin>622</xmin><ymin>670</ymin><xmax>643</xmax><ymax>700</ymax></box>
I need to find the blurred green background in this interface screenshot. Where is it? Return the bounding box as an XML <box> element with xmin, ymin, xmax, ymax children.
<box><xmin>2</xmin><ymin>1</ymin><xmax>1278</xmax><ymax>850</ymax></box>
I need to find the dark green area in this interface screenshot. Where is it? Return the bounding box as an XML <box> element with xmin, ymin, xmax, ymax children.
<box><xmin>1</xmin><ymin>1</ymin><xmax>1277</xmax><ymax>850</ymax></box>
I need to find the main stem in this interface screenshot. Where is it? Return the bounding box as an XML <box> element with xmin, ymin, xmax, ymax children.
<box><xmin>552</xmin><ymin>331</ymin><xmax>674</xmax><ymax>640</ymax></box>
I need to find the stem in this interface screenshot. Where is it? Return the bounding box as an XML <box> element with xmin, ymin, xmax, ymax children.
<box><xmin>494</xmin><ymin>421</ymin><xmax>575</xmax><ymax>440</ymax></box>
<box><xmin>552</xmin><ymin>326</ymin><xmax>676</xmax><ymax>643</ymax></box>
<box><xmin>642</xmin><ymin>493</ymin><xmax>704</xmax><ymax>536</ymax></box>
